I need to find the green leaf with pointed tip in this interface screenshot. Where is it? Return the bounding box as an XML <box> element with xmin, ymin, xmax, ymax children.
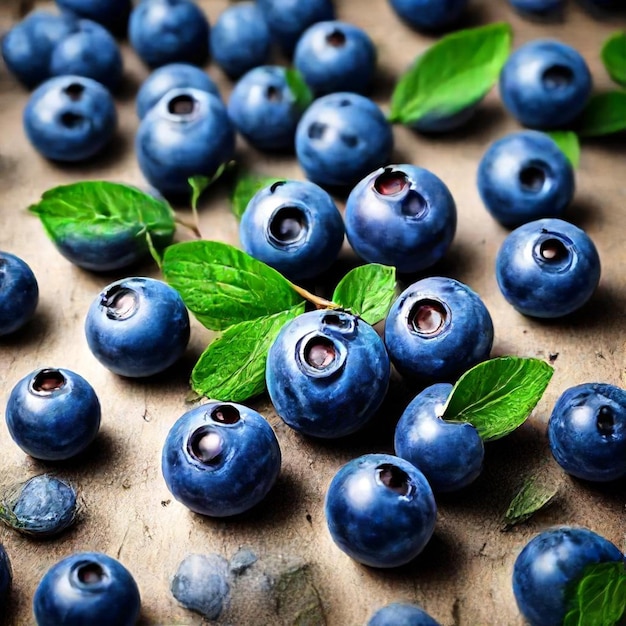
<box><xmin>601</xmin><ymin>31</ymin><xmax>626</xmax><ymax>88</ymax></box>
<box><xmin>191</xmin><ymin>304</ymin><xmax>305</xmax><ymax>401</ymax></box>
<box><xmin>28</xmin><ymin>181</ymin><xmax>175</xmax><ymax>262</ymax></box>
<box><xmin>188</xmin><ymin>161</ymin><xmax>235</xmax><ymax>210</ymax></box>
<box><xmin>501</xmin><ymin>472</ymin><xmax>560</xmax><ymax>530</ymax></box>
<box><xmin>546</xmin><ymin>131</ymin><xmax>581</xmax><ymax>168</ymax></box>
<box><xmin>161</xmin><ymin>240</ymin><xmax>305</xmax><ymax>331</ymax></box>
<box><xmin>564</xmin><ymin>561</ymin><xmax>626</xmax><ymax>626</ymax></box>
<box><xmin>285</xmin><ymin>68</ymin><xmax>313</xmax><ymax>111</ymax></box>
<box><xmin>332</xmin><ymin>264</ymin><xmax>397</xmax><ymax>325</ymax></box>
<box><xmin>389</xmin><ymin>22</ymin><xmax>512</xmax><ymax>125</ymax></box>
<box><xmin>230</xmin><ymin>175</ymin><xmax>285</xmax><ymax>221</ymax></box>
<box><xmin>577</xmin><ymin>91</ymin><xmax>626</xmax><ymax>137</ymax></box>
<box><xmin>442</xmin><ymin>357</ymin><xmax>554</xmax><ymax>441</ymax></box>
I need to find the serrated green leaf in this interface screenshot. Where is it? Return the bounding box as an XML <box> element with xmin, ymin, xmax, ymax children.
<box><xmin>191</xmin><ymin>304</ymin><xmax>305</xmax><ymax>401</ymax></box>
<box><xmin>564</xmin><ymin>561</ymin><xmax>626</xmax><ymax>626</ymax></box>
<box><xmin>285</xmin><ymin>68</ymin><xmax>313</xmax><ymax>110</ymax></box>
<box><xmin>389</xmin><ymin>22</ymin><xmax>512</xmax><ymax>125</ymax></box>
<box><xmin>28</xmin><ymin>181</ymin><xmax>176</xmax><ymax>262</ymax></box>
<box><xmin>331</xmin><ymin>264</ymin><xmax>396</xmax><ymax>325</ymax></box>
<box><xmin>501</xmin><ymin>473</ymin><xmax>560</xmax><ymax>530</ymax></box>
<box><xmin>442</xmin><ymin>357</ymin><xmax>553</xmax><ymax>441</ymax></box>
<box><xmin>162</xmin><ymin>240</ymin><xmax>305</xmax><ymax>331</ymax></box>
<box><xmin>577</xmin><ymin>91</ymin><xmax>626</xmax><ymax>138</ymax></box>
<box><xmin>546</xmin><ymin>131</ymin><xmax>581</xmax><ymax>168</ymax></box>
<box><xmin>230</xmin><ymin>175</ymin><xmax>284</xmax><ymax>221</ymax></box>
<box><xmin>601</xmin><ymin>31</ymin><xmax>626</xmax><ymax>88</ymax></box>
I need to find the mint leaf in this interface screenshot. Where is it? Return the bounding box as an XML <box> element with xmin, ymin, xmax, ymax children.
<box><xmin>285</xmin><ymin>68</ymin><xmax>313</xmax><ymax>111</ymax></box>
<box><xmin>501</xmin><ymin>472</ymin><xmax>560</xmax><ymax>530</ymax></box>
<box><xmin>332</xmin><ymin>264</ymin><xmax>396</xmax><ymax>325</ymax></box>
<box><xmin>162</xmin><ymin>240</ymin><xmax>305</xmax><ymax>330</ymax></box>
<box><xmin>564</xmin><ymin>561</ymin><xmax>626</xmax><ymax>626</ymax></box>
<box><xmin>191</xmin><ymin>304</ymin><xmax>305</xmax><ymax>401</ymax></box>
<box><xmin>601</xmin><ymin>31</ymin><xmax>626</xmax><ymax>88</ymax></box>
<box><xmin>577</xmin><ymin>91</ymin><xmax>626</xmax><ymax>137</ymax></box>
<box><xmin>389</xmin><ymin>22</ymin><xmax>512</xmax><ymax>125</ymax></box>
<box><xmin>546</xmin><ymin>131</ymin><xmax>580</xmax><ymax>168</ymax></box>
<box><xmin>442</xmin><ymin>357</ymin><xmax>554</xmax><ymax>441</ymax></box>
<box><xmin>29</xmin><ymin>180</ymin><xmax>175</xmax><ymax>257</ymax></box>
<box><xmin>231</xmin><ymin>175</ymin><xmax>284</xmax><ymax>221</ymax></box>
<box><xmin>189</xmin><ymin>162</ymin><xmax>234</xmax><ymax>209</ymax></box>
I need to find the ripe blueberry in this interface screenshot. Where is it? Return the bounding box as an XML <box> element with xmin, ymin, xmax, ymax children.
<box><xmin>0</xmin><ymin>251</ymin><xmax>39</xmax><ymax>336</ymax></box>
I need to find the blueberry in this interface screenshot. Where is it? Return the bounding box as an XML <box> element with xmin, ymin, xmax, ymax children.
<box><xmin>162</xmin><ymin>402</ymin><xmax>281</xmax><ymax>516</ymax></box>
<box><xmin>295</xmin><ymin>92</ymin><xmax>393</xmax><ymax>188</ymax></box>
<box><xmin>239</xmin><ymin>179</ymin><xmax>345</xmax><ymax>281</ymax></box>
<box><xmin>84</xmin><ymin>277</ymin><xmax>190</xmax><ymax>378</ymax></box>
<box><xmin>0</xmin><ymin>474</ymin><xmax>78</xmax><ymax>537</ymax></box>
<box><xmin>171</xmin><ymin>553</ymin><xmax>230</xmax><ymax>619</ymax></box>
<box><xmin>257</xmin><ymin>0</ymin><xmax>335</xmax><ymax>55</ymax></box>
<box><xmin>48</xmin><ymin>19</ymin><xmax>123</xmax><ymax>92</ymax></box>
<box><xmin>33</xmin><ymin>552</ymin><xmax>141</xmax><ymax>626</ymax></box>
<box><xmin>508</xmin><ymin>0</ymin><xmax>564</xmax><ymax>16</ymax></box>
<box><xmin>6</xmin><ymin>367</ymin><xmax>101</xmax><ymax>461</ymax></box>
<box><xmin>495</xmin><ymin>218</ymin><xmax>601</xmax><ymax>318</ymax></box>
<box><xmin>294</xmin><ymin>20</ymin><xmax>376</xmax><ymax>96</ymax></box>
<box><xmin>136</xmin><ymin>63</ymin><xmax>220</xmax><ymax>119</ymax></box>
<box><xmin>0</xmin><ymin>543</ymin><xmax>11</xmax><ymax>603</ymax></box>
<box><xmin>477</xmin><ymin>130</ymin><xmax>575</xmax><ymax>228</ymax></box>
<box><xmin>388</xmin><ymin>0</ymin><xmax>468</xmax><ymax>31</ymax></box>
<box><xmin>368</xmin><ymin>602</ymin><xmax>441</xmax><ymax>626</ymax></box>
<box><xmin>1</xmin><ymin>10</ymin><xmax>77</xmax><ymax>89</ymax></box>
<box><xmin>0</xmin><ymin>251</ymin><xmax>39</xmax><ymax>336</ymax></box>
<box><xmin>512</xmin><ymin>526</ymin><xmax>624</xmax><ymax>626</ymax></box>
<box><xmin>23</xmin><ymin>75</ymin><xmax>117</xmax><ymax>162</ymax></box>
<box><xmin>210</xmin><ymin>3</ymin><xmax>271</xmax><ymax>80</ymax></box>
<box><xmin>136</xmin><ymin>88</ymin><xmax>235</xmax><ymax>198</ymax></box>
<box><xmin>129</xmin><ymin>0</ymin><xmax>210</xmax><ymax>68</ymax></box>
<box><xmin>55</xmin><ymin>0</ymin><xmax>132</xmax><ymax>35</ymax></box>
<box><xmin>394</xmin><ymin>383</ymin><xmax>484</xmax><ymax>492</ymax></box>
<box><xmin>548</xmin><ymin>382</ymin><xmax>626</xmax><ymax>482</ymax></box>
<box><xmin>345</xmin><ymin>164</ymin><xmax>457</xmax><ymax>273</ymax></box>
<box><xmin>384</xmin><ymin>277</ymin><xmax>494</xmax><ymax>382</ymax></box>
<box><xmin>227</xmin><ymin>66</ymin><xmax>308</xmax><ymax>153</ymax></box>
<box><xmin>499</xmin><ymin>39</ymin><xmax>592</xmax><ymax>129</ymax></box>
<box><xmin>266</xmin><ymin>310</ymin><xmax>390</xmax><ymax>438</ymax></box>
<box><xmin>325</xmin><ymin>453</ymin><xmax>437</xmax><ymax>567</ymax></box>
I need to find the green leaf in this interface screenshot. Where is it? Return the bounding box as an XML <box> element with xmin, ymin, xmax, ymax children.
<box><xmin>501</xmin><ymin>472</ymin><xmax>560</xmax><ymax>530</ymax></box>
<box><xmin>161</xmin><ymin>240</ymin><xmax>305</xmax><ymax>331</ymax></box>
<box><xmin>231</xmin><ymin>175</ymin><xmax>284</xmax><ymax>221</ymax></box>
<box><xmin>564</xmin><ymin>561</ymin><xmax>626</xmax><ymax>626</ymax></box>
<box><xmin>331</xmin><ymin>264</ymin><xmax>397</xmax><ymax>325</ymax></box>
<box><xmin>601</xmin><ymin>31</ymin><xmax>626</xmax><ymax>88</ymax></box>
<box><xmin>441</xmin><ymin>357</ymin><xmax>554</xmax><ymax>441</ymax></box>
<box><xmin>546</xmin><ymin>131</ymin><xmax>581</xmax><ymax>168</ymax></box>
<box><xmin>191</xmin><ymin>304</ymin><xmax>305</xmax><ymax>401</ymax></box>
<box><xmin>28</xmin><ymin>181</ymin><xmax>176</xmax><ymax>255</ymax></box>
<box><xmin>577</xmin><ymin>91</ymin><xmax>626</xmax><ymax>138</ymax></box>
<box><xmin>189</xmin><ymin>161</ymin><xmax>235</xmax><ymax>210</ymax></box>
<box><xmin>285</xmin><ymin>68</ymin><xmax>313</xmax><ymax>111</ymax></box>
<box><xmin>389</xmin><ymin>22</ymin><xmax>512</xmax><ymax>125</ymax></box>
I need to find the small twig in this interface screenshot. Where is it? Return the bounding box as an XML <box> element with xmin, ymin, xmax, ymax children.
<box><xmin>175</xmin><ymin>216</ymin><xmax>202</xmax><ymax>239</ymax></box>
<box><xmin>288</xmin><ymin>281</ymin><xmax>339</xmax><ymax>310</ymax></box>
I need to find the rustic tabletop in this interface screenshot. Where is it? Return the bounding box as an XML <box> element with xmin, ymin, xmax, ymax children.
<box><xmin>0</xmin><ymin>0</ymin><xmax>625</xmax><ymax>624</ymax></box>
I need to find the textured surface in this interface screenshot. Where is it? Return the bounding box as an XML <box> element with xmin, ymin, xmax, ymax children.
<box><xmin>0</xmin><ymin>1</ymin><xmax>625</xmax><ymax>624</ymax></box>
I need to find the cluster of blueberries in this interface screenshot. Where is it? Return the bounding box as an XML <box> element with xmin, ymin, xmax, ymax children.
<box><xmin>1</xmin><ymin>0</ymin><xmax>626</xmax><ymax>624</ymax></box>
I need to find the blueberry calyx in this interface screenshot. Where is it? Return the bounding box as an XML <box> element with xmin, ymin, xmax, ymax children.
<box><xmin>519</xmin><ymin>163</ymin><xmax>548</xmax><ymax>193</ymax></box>
<box><xmin>304</xmin><ymin>336</ymin><xmax>336</xmax><ymax>369</ymax></box>
<box><xmin>376</xmin><ymin>463</ymin><xmax>413</xmax><ymax>497</ymax></box>
<box><xmin>188</xmin><ymin>427</ymin><xmax>224</xmax><ymax>464</ymax></box>
<box><xmin>542</xmin><ymin>64</ymin><xmax>574</xmax><ymax>90</ymax></box>
<box><xmin>533</xmin><ymin>231</ymin><xmax>574</xmax><ymax>272</ymax></box>
<box><xmin>268</xmin><ymin>206</ymin><xmax>307</xmax><ymax>247</ymax></box>
<box><xmin>308</xmin><ymin>122</ymin><xmax>326</xmax><ymax>139</ymax></box>
<box><xmin>101</xmin><ymin>285</ymin><xmax>138</xmax><ymax>321</ymax></box>
<box><xmin>596</xmin><ymin>405</ymin><xmax>615</xmax><ymax>436</ymax></box>
<box><xmin>297</xmin><ymin>331</ymin><xmax>347</xmax><ymax>378</ymax></box>
<box><xmin>71</xmin><ymin>561</ymin><xmax>107</xmax><ymax>590</ymax></box>
<box><xmin>210</xmin><ymin>404</ymin><xmax>240</xmax><ymax>425</ymax></box>
<box><xmin>409</xmin><ymin>299</ymin><xmax>447</xmax><ymax>336</ymax></box>
<box><xmin>326</xmin><ymin>29</ymin><xmax>346</xmax><ymax>47</ymax></box>
<box><xmin>374</xmin><ymin>168</ymin><xmax>428</xmax><ymax>218</ymax></box>
<box><xmin>167</xmin><ymin>94</ymin><xmax>198</xmax><ymax>117</ymax></box>
<box><xmin>63</xmin><ymin>83</ymin><xmax>85</xmax><ymax>101</ymax></box>
<box><xmin>31</xmin><ymin>369</ymin><xmax>66</xmax><ymax>395</ymax></box>
<box><xmin>266</xmin><ymin>85</ymin><xmax>282</xmax><ymax>102</ymax></box>
<box><xmin>321</xmin><ymin>312</ymin><xmax>356</xmax><ymax>334</ymax></box>
<box><xmin>60</xmin><ymin>112</ymin><xmax>85</xmax><ymax>129</ymax></box>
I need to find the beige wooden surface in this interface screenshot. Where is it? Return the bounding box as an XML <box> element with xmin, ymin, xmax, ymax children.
<box><xmin>1</xmin><ymin>1</ymin><xmax>625</xmax><ymax>624</ymax></box>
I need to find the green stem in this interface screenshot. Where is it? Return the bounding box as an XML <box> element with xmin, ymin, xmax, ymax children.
<box><xmin>288</xmin><ymin>281</ymin><xmax>340</xmax><ymax>310</ymax></box>
<box><xmin>174</xmin><ymin>216</ymin><xmax>202</xmax><ymax>239</ymax></box>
